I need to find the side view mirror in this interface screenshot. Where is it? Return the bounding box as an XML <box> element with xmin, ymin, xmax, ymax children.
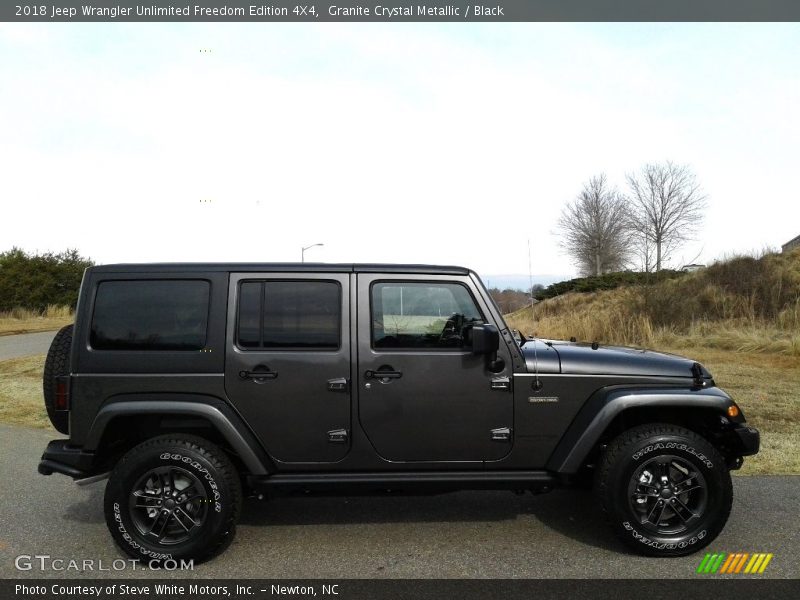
<box><xmin>471</xmin><ymin>323</ymin><xmax>504</xmax><ymax>373</ymax></box>
<box><xmin>471</xmin><ymin>323</ymin><xmax>500</xmax><ymax>355</ymax></box>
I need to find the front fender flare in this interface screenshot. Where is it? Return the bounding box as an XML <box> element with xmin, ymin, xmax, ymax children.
<box><xmin>546</xmin><ymin>386</ymin><xmax>736</xmax><ymax>474</ymax></box>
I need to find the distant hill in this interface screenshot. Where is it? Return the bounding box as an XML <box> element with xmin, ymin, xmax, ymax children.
<box><xmin>505</xmin><ymin>250</ymin><xmax>800</xmax><ymax>356</ymax></box>
<box><xmin>480</xmin><ymin>274</ymin><xmax>570</xmax><ymax>291</ymax></box>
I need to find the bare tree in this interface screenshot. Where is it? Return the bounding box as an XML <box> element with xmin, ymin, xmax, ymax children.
<box><xmin>626</xmin><ymin>162</ymin><xmax>707</xmax><ymax>271</ymax></box>
<box><xmin>557</xmin><ymin>174</ymin><xmax>631</xmax><ymax>276</ymax></box>
<box><xmin>630</xmin><ymin>225</ymin><xmax>657</xmax><ymax>273</ymax></box>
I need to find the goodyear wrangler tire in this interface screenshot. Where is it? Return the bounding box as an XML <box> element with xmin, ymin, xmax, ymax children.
<box><xmin>43</xmin><ymin>324</ymin><xmax>73</xmax><ymax>434</ymax></box>
<box><xmin>104</xmin><ymin>435</ymin><xmax>241</xmax><ymax>564</ymax></box>
<box><xmin>596</xmin><ymin>423</ymin><xmax>732</xmax><ymax>557</ymax></box>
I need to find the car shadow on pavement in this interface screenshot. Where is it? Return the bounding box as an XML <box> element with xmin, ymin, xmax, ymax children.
<box><xmin>63</xmin><ymin>485</ymin><xmax>105</xmax><ymax>525</ymax></box>
<box><xmin>60</xmin><ymin>483</ymin><xmax>632</xmax><ymax>555</ymax></box>
<box><xmin>238</xmin><ymin>488</ymin><xmax>631</xmax><ymax>554</ymax></box>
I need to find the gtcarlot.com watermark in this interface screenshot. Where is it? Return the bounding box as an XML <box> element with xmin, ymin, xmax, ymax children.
<box><xmin>14</xmin><ymin>554</ymin><xmax>194</xmax><ymax>572</ymax></box>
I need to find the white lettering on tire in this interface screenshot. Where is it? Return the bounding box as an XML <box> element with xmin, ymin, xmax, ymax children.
<box><xmin>113</xmin><ymin>502</ymin><xmax>173</xmax><ymax>560</ymax></box>
<box><xmin>622</xmin><ymin>521</ymin><xmax>707</xmax><ymax>550</ymax></box>
<box><xmin>159</xmin><ymin>452</ymin><xmax>222</xmax><ymax>512</ymax></box>
<box><xmin>632</xmin><ymin>442</ymin><xmax>713</xmax><ymax>468</ymax></box>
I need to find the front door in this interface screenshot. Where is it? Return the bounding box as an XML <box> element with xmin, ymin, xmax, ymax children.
<box><xmin>224</xmin><ymin>273</ymin><xmax>351</xmax><ymax>463</ymax></box>
<box><xmin>357</xmin><ymin>274</ymin><xmax>514</xmax><ymax>462</ymax></box>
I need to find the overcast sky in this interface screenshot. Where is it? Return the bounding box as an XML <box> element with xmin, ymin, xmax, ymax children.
<box><xmin>1</xmin><ymin>23</ymin><xmax>798</xmax><ymax>282</ymax></box>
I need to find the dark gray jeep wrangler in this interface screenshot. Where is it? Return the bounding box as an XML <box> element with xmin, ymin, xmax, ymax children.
<box><xmin>39</xmin><ymin>263</ymin><xmax>759</xmax><ymax>563</ymax></box>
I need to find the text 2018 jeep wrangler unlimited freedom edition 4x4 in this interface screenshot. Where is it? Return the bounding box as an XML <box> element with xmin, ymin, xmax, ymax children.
<box><xmin>39</xmin><ymin>263</ymin><xmax>759</xmax><ymax>563</ymax></box>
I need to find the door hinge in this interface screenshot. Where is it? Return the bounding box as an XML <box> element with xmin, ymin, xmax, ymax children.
<box><xmin>490</xmin><ymin>376</ymin><xmax>511</xmax><ymax>391</ymax></box>
<box><xmin>327</xmin><ymin>377</ymin><xmax>349</xmax><ymax>392</ymax></box>
<box><xmin>490</xmin><ymin>427</ymin><xmax>512</xmax><ymax>441</ymax></box>
<box><xmin>327</xmin><ymin>429</ymin><xmax>349</xmax><ymax>443</ymax></box>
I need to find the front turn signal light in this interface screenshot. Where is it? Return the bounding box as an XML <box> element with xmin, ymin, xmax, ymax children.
<box><xmin>727</xmin><ymin>404</ymin><xmax>740</xmax><ymax>418</ymax></box>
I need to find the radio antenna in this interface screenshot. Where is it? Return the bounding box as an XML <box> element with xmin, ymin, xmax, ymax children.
<box><xmin>527</xmin><ymin>238</ymin><xmax>534</xmax><ymax>311</ymax></box>
<box><xmin>528</xmin><ymin>238</ymin><xmax>542</xmax><ymax>391</ymax></box>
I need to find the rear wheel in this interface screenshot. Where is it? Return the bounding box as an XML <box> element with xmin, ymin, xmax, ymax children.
<box><xmin>596</xmin><ymin>423</ymin><xmax>732</xmax><ymax>556</ymax></box>
<box><xmin>43</xmin><ymin>324</ymin><xmax>73</xmax><ymax>434</ymax></box>
<box><xmin>104</xmin><ymin>434</ymin><xmax>241</xmax><ymax>564</ymax></box>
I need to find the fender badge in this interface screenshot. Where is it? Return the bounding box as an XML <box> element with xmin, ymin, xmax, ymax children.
<box><xmin>528</xmin><ymin>396</ymin><xmax>559</xmax><ymax>403</ymax></box>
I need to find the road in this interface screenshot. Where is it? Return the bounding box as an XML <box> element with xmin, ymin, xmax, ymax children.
<box><xmin>1</xmin><ymin>424</ymin><xmax>797</xmax><ymax>579</ymax></box>
<box><xmin>0</xmin><ymin>330</ymin><xmax>56</xmax><ymax>360</ymax></box>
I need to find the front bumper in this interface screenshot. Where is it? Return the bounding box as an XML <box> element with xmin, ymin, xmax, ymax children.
<box><xmin>716</xmin><ymin>423</ymin><xmax>760</xmax><ymax>469</ymax></box>
<box><xmin>38</xmin><ymin>439</ymin><xmax>96</xmax><ymax>479</ymax></box>
<box><xmin>731</xmin><ymin>424</ymin><xmax>760</xmax><ymax>456</ymax></box>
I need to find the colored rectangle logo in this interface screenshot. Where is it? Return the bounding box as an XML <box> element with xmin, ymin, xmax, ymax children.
<box><xmin>696</xmin><ymin>552</ymin><xmax>773</xmax><ymax>574</ymax></box>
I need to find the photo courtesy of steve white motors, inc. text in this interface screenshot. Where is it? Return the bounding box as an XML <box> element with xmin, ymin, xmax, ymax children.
<box><xmin>14</xmin><ymin>583</ymin><xmax>338</xmax><ymax>597</ymax></box>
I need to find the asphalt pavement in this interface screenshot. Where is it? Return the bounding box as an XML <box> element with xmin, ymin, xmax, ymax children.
<box><xmin>0</xmin><ymin>330</ymin><xmax>56</xmax><ymax>360</ymax></box>
<box><xmin>1</xmin><ymin>423</ymin><xmax>797</xmax><ymax>579</ymax></box>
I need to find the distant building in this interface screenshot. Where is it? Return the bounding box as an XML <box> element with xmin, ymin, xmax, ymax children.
<box><xmin>681</xmin><ymin>264</ymin><xmax>706</xmax><ymax>272</ymax></box>
<box><xmin>783</xmin><ymin>234</ymin><xmax>800</xmax><ymax>253</ymax></box>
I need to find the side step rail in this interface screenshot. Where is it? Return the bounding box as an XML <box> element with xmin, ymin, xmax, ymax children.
<box><xmin>249</xmin><ymin>470</ymin><xmax>557</xmax><ymax>496</ymax></box>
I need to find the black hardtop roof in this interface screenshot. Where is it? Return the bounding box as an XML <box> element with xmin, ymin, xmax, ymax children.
<box><xmin>89</xmin><ymin>263</ymin><xmax>472</xmax><ymax>275</ymax></box>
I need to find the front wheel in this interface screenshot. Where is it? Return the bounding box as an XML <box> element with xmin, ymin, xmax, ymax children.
<box><xmin>596</xmin><ymin>423</ymin><xmax>732</xmax><ymax>556</ymax></box>
<box><xmin>104</xmin><ymin>434</ymin><xmax>241</xmax><ymax>564</ymax></box>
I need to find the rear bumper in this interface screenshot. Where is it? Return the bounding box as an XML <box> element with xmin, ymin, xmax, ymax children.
<box><xmin>38</xmin><ymin>439</ymin><xmax>95</xmax><ymax>479</ymax></box>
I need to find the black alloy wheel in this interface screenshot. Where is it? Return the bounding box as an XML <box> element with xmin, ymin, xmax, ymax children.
<box><xmin>128</xmin><ymin>466</ymin><xmax>209</xmax><ymax>545</ymax></box>
<box><xmin>627</xmin><ymin>455</ymin><xmax>708</xmax><ymax>536</ymax></box>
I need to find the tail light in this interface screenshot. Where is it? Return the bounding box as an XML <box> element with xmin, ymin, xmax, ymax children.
<box><xmin>55</xmin><ymin>376</ymin><xmax>70</xmax><ymax>411</ymax></box>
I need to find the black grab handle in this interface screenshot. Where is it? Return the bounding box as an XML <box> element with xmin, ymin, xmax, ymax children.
<box><xmin>239</xmin><ymin>370</ymin><xmax>278</xmax><ymax>380</ymax></box>
<box><xmin>364</xmin><ymin>370</ymin><xmax>402</xmax><ymax>380</ymax></box>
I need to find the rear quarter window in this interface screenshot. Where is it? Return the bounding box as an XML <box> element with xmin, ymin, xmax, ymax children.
<box><xmin>90</xmin><ymin>280</ymin><xmax>210</xmax><ymax>351</ymax></box>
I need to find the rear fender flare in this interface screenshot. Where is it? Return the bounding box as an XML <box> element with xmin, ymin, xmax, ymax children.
<box><xmin>85</xmin><ymin>394</ymin><xmax>273</xmax><ymax>475</ymax></box>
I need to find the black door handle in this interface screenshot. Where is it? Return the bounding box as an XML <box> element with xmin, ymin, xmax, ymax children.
<box><xmin>364</xmin><ymin>370</ymin><xmax>402</xmax><ymax>380</ymax></box>
<box><xmin>239</xmin><ymin>369</ymin><xmax>278</xmax><ymax>380</ymax></box>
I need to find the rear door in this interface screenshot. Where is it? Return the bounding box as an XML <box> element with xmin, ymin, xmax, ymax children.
<box><xmin>224</xmin><ymin>273</ymin><xmax>351</xmax><ymax>463</ymax></box>
<box><xmin>357</xmin><ymin>274</ymin><xmax>514</xmax><ymax>462</ymax></box>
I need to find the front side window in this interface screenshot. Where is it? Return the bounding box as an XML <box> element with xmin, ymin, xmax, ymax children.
<box><xmin>90</xmin><ymin>280</ymin><xmax>210</xmax><ymax>351</ymax></box>
<box><xmin>237</xmin><ymin>280</ymin><xmax>340</xmax><ymax>350</ymax></box>
<box><xmin>371</xmin><ymin>282</ymin><xmax>483</xmax><ymax>349</ymax></box>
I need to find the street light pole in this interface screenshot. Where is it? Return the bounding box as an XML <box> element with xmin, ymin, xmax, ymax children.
<box><xmin>301</xmin><ymin>243</ymin><xmax>324</xmax><ymax>262</ymax></box>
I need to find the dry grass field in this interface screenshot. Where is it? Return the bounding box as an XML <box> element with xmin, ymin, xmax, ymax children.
<box><xmin>506</xmin><ymin>292</ymin><xmax>800</xmax><ymax>357</ymax></box>
<box><xmin>508</xmin><ymin>249</ymin><xmax>800</xmax><ymax>354</ymax></box>
<box><xmin>0</xmin><ymin>354</ymin><xmax>51</xmax><ymax>429</ymax></box>
<box><xmin>0</xmin><ymin>305</ymin><xmax>72</xmax><ymax>336</ymax></box>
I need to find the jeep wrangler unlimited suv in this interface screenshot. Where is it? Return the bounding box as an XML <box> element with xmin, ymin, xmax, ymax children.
<box><xmin>39</xmin><ymin>263</ymin><xmax>759</xmax><ymax>563</ymax></box>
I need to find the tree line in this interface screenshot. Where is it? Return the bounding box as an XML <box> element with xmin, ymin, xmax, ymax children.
<box><xmin>558</xmin><ymin>161</ymin><xmax>706</xmax><ymax>275</ymax></box>
<box><xmin>488</xmin><ymin>286</ymin><xmax>545</xmax><ymax>314</ymax></box>
<box><xmin>0</xmin><ymin>248</ymin><xmax>94</xmax><ymax>311</ymax></box>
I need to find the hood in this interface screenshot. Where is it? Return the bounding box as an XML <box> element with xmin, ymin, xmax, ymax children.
<box><xmin>520</xmin><ymin>339</ymin><xmax>710</xmax><ymax>379</ymax></box>
<box><xmin>517</xmin><ymin>339</ymin><xmax>561</xmax><ymax>373</ymax></box>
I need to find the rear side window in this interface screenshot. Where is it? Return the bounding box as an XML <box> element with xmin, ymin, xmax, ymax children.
<box><xmin>237</xmin><ymin>280</ymin><xmax>340</xmax><ymax>350</ymax></box>
<box><xmin>90</xmin><ymin>280</ymin><xmax>210</xmax><ymax>351</ymax></box>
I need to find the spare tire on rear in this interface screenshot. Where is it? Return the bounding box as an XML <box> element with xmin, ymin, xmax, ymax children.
<box><xmin>43</xmin><ymin>324</ymin><xmax>73</xmax><ymax>434</ymax></box>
